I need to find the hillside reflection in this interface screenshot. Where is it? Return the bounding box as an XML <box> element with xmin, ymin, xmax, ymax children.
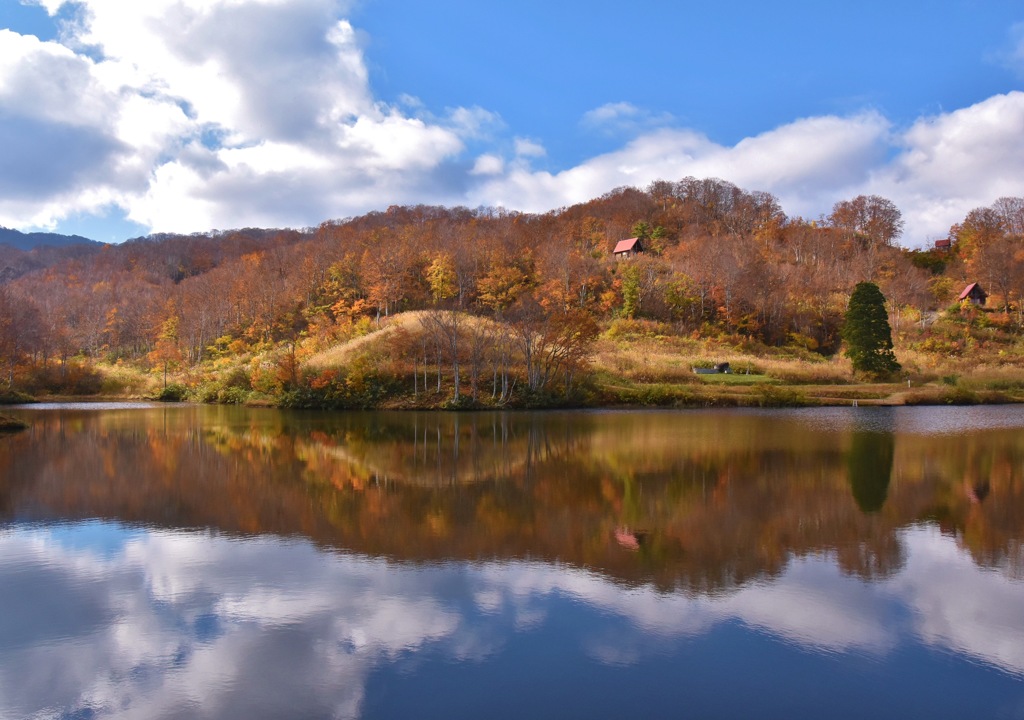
<box><xmin>2</xmin><ymin>406</ymin><xmax>1023</xmax><ymax>591</ymax></box>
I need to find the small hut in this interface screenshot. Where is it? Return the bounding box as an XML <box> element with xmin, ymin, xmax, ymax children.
<box><xmin>958</xmin><ymin>282</ymin><xmax>987</xmax><ymax>306</ymax></box>
<box><xmin>613</xmin><ymin>237</ymin><xmax>644</xmax><ymax>259</ymax></box>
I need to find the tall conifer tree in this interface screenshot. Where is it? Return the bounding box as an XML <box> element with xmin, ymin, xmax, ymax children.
<box><xmin>842</xmin><ymin>282</ymin><xmax>900</xmax><ymax>377</ymax></box>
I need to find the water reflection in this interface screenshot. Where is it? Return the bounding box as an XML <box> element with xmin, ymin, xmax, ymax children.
<box><xmin>2</xmin><ymin>406</ymin><xmax>1024</xmax><ymax>592</ymax></box>
<box><xmin>0</xmin><ymin>523</ymin><xmax>1022</xmax><ymax>720</ymax></box>
<box><xmin>848</xmin><ymin>431</ymin><xmax>894</xmax><ymax>513</ymax></box>
<box><xmin>3</xmin><ymin>406</ymin><xmax>1024</xmax><ymax>718</ymax></box>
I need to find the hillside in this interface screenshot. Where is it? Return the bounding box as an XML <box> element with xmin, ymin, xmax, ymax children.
<box><xmin>0</xmin><ymin>178</ymin><xmax>1023</xmax><ymax>408</ymax></box>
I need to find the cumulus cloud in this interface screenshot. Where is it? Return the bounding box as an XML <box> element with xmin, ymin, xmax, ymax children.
<box><xmin>471</xmin><ymin>153</ymin><xmax>505</xmax><ymax>176</ymax></box>
<box><xmin>1</xmin><ymin>2</ymin><xmax>1022</xmax><ymax>243</ymax></box>
<box><xmin>873</xmin><ymin>91</ymin><xmax>1024</xmax><ymax>242</ymax></box>
<box><xmin>0</xmin><ymin>29</ymin><xmax>142</xmax><ymax>226</ymax></box>
<box><xmin>467</xmin><ymin>114</ymin><xmax>889</xmax><ymax>219</ymax></box>
<box><xmin>0</xmin><ymin>0</ymin><xmax>477</xmax><ymax>232</ymax></box>
<box><xmin>469</xmin><ymin>96</ymin><xmax>1024</xmax><ymax>245</ymax></box>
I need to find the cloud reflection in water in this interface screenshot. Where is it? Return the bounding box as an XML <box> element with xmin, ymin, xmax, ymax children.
<box><xmin>0</xmin><ymin>523</ymin><xmax>1022</xmax><ymax>719</ymax></box>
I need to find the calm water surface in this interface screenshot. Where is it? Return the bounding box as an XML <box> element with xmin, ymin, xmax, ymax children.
<box><xmin>1</xmin><ymin>405</ymin><xmax>1023</xmax><ymax>719</ymax></box>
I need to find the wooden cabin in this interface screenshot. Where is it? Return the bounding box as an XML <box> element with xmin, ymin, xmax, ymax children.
<box><xmin>958</xmin><ymin>282</ymin><xmax>987</xmax><ymax>306</ymax></box>
<box><xmin>613</xmin><ymin>237</ymin><xmax>643</xmax><ymax>259</ymax></box>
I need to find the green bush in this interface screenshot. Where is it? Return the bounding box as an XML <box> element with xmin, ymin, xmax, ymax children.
<box><xmin>218</xmin><ymin>386</ymin><xmax>251</xmax><ymax>405</ymax></box>
<box><xmin>192</xmin><ymin>383</ymin><xmax>220</xmax><ymax>403</ymax></box>
<box><xmin>156</xmin><ymin>383</ymin><xmax>188</xmax><ymax>402</ymax></box>
<box><xmin>442</xmin><ymin>394</ymin><xmax>481</xmax><ymax>410</ymax></box>
<box><xmin>0</xmin><ymin>389</ymin><xmax>35</xmax><ymax>405</ymax></box>
<box><xmin>222</xmin><ymin>367</ymin><xmax>252</xmax><ymax>390</ymax></box>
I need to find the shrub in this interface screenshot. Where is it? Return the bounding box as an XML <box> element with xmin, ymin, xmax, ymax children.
<box><xmin>442</xmin><ymin>394</ymin><xmax>481</xmax><ymax>410</ymax></box>
<box><xmin>156</xmin><ymin>383</ymin><xmax>188</xmax><ymax>402</ymax></box>
<box><xmin>754</xmin><ymin>384</ymin><xmax>809</xmax><ymax>407</ymax></box>
<box><xmin>218</xmin><ymin>386</ymin><xmax>250</xmax><ymax>405</ymax></box>
<box><xmin>192</xmin><ymin>383</ymin><xmax>220</xmax><ymax>403</ymax></box>
<box><xmin>604</xmin><ymin>318</ymin><xmax>671</xmax><ymax>341</ymax></box>
<box><xmin>222</xmin><ymin>367</ymin><xmax>252</xmax><ymax>390</ymax></box>
<box><xmin>603</xmin><ymin>383</ymin><xmax>696</xmax><ymax>407</ymax></box>
<box><xmin>0</xmin><ymin>389</ymin><xmax>35</xmax><ymax>405</ymax></box>
<box><xmin>281</xmin><ymin>357</ymin><xmax>400</xmax><ymax>409</ymax></box>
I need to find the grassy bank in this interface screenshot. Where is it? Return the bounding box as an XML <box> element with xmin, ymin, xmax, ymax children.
<box><xmin>9</xmin><ymin>309</ymin><xmax>1024</xmax><ymax>410</ymax></box>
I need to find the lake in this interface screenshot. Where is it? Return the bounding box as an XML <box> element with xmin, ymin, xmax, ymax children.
<box><xmin>1</xmin><ymin>404</ymin><xmax>1023</xmax><ymax>719</ymax></box>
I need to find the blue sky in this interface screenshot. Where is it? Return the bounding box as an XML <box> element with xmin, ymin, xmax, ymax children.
<box><xmin>1</xmin><ymin>0</ymin><xmax>1023</xmax><ymax>245</ymax></box>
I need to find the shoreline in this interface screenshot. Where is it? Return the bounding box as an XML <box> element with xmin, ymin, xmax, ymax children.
<box><xmin>5</xmin><ymin>383</ymin><xmax>1022</xmax><ymax>411</ymax></box>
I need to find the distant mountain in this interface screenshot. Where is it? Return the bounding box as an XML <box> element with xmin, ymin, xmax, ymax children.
<box><xmin>0</xmin><ymin>227</ymin><xmax>103</xmax><ymax>251</ymax></box>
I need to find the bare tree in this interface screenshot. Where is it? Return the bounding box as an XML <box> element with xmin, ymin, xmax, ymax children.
<box><xmin>829</xmin><ymin>195</ymin><xmax>905</xmax><ymax>247</ymax></box>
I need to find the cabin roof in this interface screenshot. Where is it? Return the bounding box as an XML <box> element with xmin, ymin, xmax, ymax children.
<box><xmin>613</xmin><ymin>237</ymin><xmax>641</xmax><ymax>254</ymax></box>
<box><xmin>958</xmin><ymin>282</ymin><xmax>986</xmax><ymax>300</ymax></box>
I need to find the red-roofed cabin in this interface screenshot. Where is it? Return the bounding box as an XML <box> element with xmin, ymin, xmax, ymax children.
<box><xmin>613</xmin><ymin>237</ymin><xmax>644</xmax><ymax>258</ymax></box>
<box><xmin>934</xmin><ymin>238</ymin><xmax>951</xmax><ymax>251</ymax></box>
<box><xmin>958</xmin><ymin>282</ymin><xmax>987</xmax><ymax>306</ymax></box>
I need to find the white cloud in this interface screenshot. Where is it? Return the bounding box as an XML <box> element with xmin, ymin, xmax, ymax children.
<box><xmin>873</xmin><ymin>91</ymin><xmax>1024</xmax><ymax>243</ymax></box>
<box><xmin>581</xmin><ymin>101</ymin><xmax>675</xmax><ymax>135</ymax></box>
<box><xmin>514</xmin><ymin>137</ymin><xmax>546</xmax><ymax>158</ymax></box>
<box><xmin>446</xmin><ymin>105</ymin><xmax>502</xmax><ymax>138</ymax></box>
<box><xmin>471</xmin><ymin>153</ymin><xmax>505</xmax><ymax>176</ymax></box>
<box><xmin>470</xmin><ymin>97</ymin><xmax>1024</xmax><ymax>246</ymax></box>
<box><xmin>0</xmin><ymin>30</ymin><xmax>109</xmax><ymax>128</ymax></box>
<box><xmin>582</xmin><ymin>101</ymin><xmax>643</xmax><ymax>126</ymax></box>
<box><xmin>1</xmin><ymin>0</ymin><xmax>478</xmax><ymax>233</ymax></box>
<box><xmin>2</xmin><ymin>3</ymin><xmax>1023</xmax><ymax>244</ymax></box>
<box><xmin>468</xmin><ymin>115</ymin><xmax>888</xmax><ymax>219</ymax></box>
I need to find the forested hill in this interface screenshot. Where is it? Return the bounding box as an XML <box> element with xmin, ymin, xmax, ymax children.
<box><xmin>0</xmin><ymin>227</ymin><xmax>100</xmax><ymax>251</ymax></box>
<box><xmin>0</xmin><ymin>176</ymin><xmax>1022</xmax><ymax>405</ymax></box>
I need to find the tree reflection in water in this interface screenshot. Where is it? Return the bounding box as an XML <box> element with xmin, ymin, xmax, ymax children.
<box><xmin>3</xmin><ymin>405</ymin><xmax>1024</xmax><ymax>719</ymax></box>
<box><xmin>1</xmin><ymin>405</ymin><xmax>1023</xmax><ymax>591</ymax></box>
<box><xmin>848</xmin><ymin>431</ymin><xmax>894</xmax><ymax>514</ymax></box>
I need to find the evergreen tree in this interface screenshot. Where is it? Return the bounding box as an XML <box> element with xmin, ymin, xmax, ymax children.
<box><xmin>842</xmin><ymin>282</ymin><xmax>900</xmax><ymax>377</ymax></box>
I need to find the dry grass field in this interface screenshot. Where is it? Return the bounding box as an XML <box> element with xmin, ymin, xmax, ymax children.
<box><xmin>290</xmin><ymin>310</ymin><xmax>1024</xmax><ymax>408</ymax></box>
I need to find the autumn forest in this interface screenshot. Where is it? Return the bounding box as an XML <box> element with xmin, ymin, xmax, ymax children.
<box><xmin>2</xmin><ymin>177</ymin><xmax>1024</xmax><ymax>408</ymax></box>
